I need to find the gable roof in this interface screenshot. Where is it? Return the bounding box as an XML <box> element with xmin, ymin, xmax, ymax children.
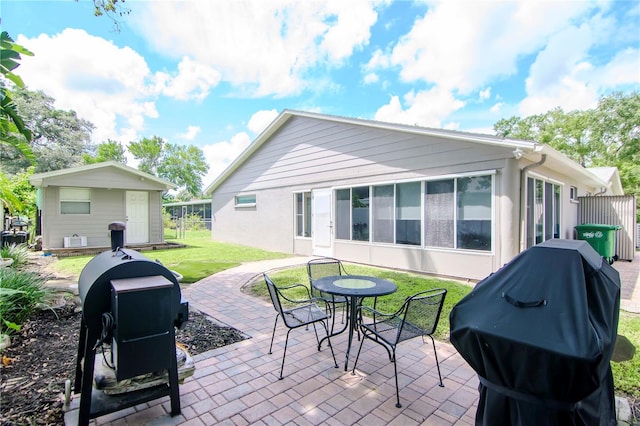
<box><xmin>587</xmin><ymin>167</ymin><xmax>624</xmax><ymax>195</ymax></box>
<box><xmin>204</xmin><ymin>109</ymin><xmax>609</xmax><ymax>195</ymax></box>
<box><xmin>29</xmin><ymin>161</ymin><xmax>176</xmax><ymax>190</ymax></box>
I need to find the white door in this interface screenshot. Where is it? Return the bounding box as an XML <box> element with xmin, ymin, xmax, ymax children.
<box><xmin>126</xmin><ymin>191</ymin><xmax>149</xmax><ymax>244</ymax></box>
<box><xmin>312</xmin><ymin>188</ymin><xmax>333</xmax><ymax>256</ymax></box>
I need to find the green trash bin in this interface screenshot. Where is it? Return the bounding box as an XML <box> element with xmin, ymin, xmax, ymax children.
<box><xmin>575</xmin><ymin>223</ymin><xmax>621</xmax><ymax>264</ymax></box>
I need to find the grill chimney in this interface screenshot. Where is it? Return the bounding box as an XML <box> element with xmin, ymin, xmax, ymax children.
<box><xmin>108</xmin><ymin>221</ymin><xmax>126</xmax><ymax>251</ymax></box>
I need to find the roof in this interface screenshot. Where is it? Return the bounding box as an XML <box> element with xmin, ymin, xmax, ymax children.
<box><xmin>203</xmin><ymin>109</ymin><xmax>609</xmax><ymax>195</ymax></box>
<box><xmin>29</xmin><ymin>161</ymin><xmax>176</xmax><ymax>190</ymax></box>
<box><xmin>587</xmin><ymin>167</ymin><xmax>624</xmax><ymax>195</ymax></box>
<box><xmin>163</xmin><ymin>199</ymin><xmax>210</xmax><ymax>207</ymax></box>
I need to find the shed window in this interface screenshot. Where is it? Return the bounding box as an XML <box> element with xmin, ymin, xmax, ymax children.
<box><xmin>235</xmin><ymin>194</ymin><xmax>256</xmax><ymax>207</ymax></box>
<box><xmin>60</xmin><ymin>188</ymin><xmax>90</xmax><ymax>214</ymax></box>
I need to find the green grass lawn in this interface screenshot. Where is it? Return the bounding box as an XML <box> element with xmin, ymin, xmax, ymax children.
<box><xmin>50</xmin><ymin>235</ymin><xmax>639</xmax><ymax>398</ymax></box>
<box><xmin>50</xmin><ymin>233</ymin><xmax>290</xmax><ymax>283</ymax></box>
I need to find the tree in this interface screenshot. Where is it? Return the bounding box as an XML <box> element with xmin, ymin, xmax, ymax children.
<box><xmin>0</xmin><ymin>88</ymin><xmax>94</xmax><ymax>174</ymax></box>
<box><xmin>83</xmin><ymin>139</ymin><xmax>127</xmax><ymax>164</ymax></box>
<box><xmin>0</xmin><ymin>31</ymin><xmax>34</xmax><ymax>164</ymax></box>
<box><xmin>128</xmin><ymin>136</ymin><xmax>163</xmax><ymax>174</ymax></box>
<box><xmin>158</xmin><ymin>144</ymin><xmax>208</xmax><ymax>197</ymax></box>
<box><xmin>129</xmin><ymin>135</ymin><xmax>208</xmax><ymax>197</ymax></box>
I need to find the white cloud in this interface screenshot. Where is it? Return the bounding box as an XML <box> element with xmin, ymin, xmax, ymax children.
<box><xmin>201</xmin><ymin>132</ymin><xmax>252</xmax><ymax>188</ymax></box>
<box><xmin>364</xmin><ymin>73</ymin><xmax>379</xmax><ymax>84</ymax></box>
<box><xmin>177</xmin><ymin>126</ymin><xmax>201</xmax><ymax>141</ymax></box>
<box><xmin>490</xmin><ymin>102</ymin><xmax>504</xmax><ymax>113</ymax></box>
<box><xmin>374</xmin><ymin>86</ymin><xmax>465</xmax><ymax>128</ymax></box>
<box><xmin>479</xmin><ymin>87</ymin><xmax>491</xmax><ymax>101</ymax></box>
<box><xmin>247</xmin><ymin>110</ymin><xmax>279</xmax><ymax>135</ymax></box>
<box><xmin>157</xmin><ymin>57</ymin><xmax>221</xmax><ymax>101</ymax></box>
<box><xmin>132</xmin><ymin>0</ymin><xmax>384</xmax><ymax>97</ymax></box>
<box><xmin>16</xmin><ymin>29</ymin><xmax>157</xmax><ymax>143</ymax></box>
<box><xmin>518</xmin><ymin>12</ymin><xmax>639</xmax><ymax>115</ymax></box>
<box><xmin>376</xmin><ymin>1</ymin><xmax>595</xmax><ymax>94</ymax></box>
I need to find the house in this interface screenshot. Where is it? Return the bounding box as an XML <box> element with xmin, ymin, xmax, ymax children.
<box><xmin>29</xmin><ymin>161</ymin><xmax>176</xmax><ymax>250</ymax></box>
<box><xmin>203</xmin><ymin>110</ymin><xmax>624</xmax><ymax>281</ymax></box>
<box><xmin>163</xmin><ymin>199</ymin><xmax>212</xmax><ymax>230</ymax></box>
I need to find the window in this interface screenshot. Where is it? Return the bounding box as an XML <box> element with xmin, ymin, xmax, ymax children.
<box><xmin>295</xmin><ymin>192</ymin><xmax>311</xmax><ymax>237</ymax></box>
<box><xmin>60</xmin><ymin>187</ymin><xmax>90</xmax><ymax>214</ymax></box>
<box><xmin>424</xmin><ymin>180</ymin><xmax>454</xmax><ymax>248</ymax></box>
<box><xmin>352</xmin><ymin>187</ymin><xmax>370</xmax><ymax>241</ymax></box>
<box><xmin>526</xmin><ymin>177</ymin><xmax>560</xmax><ymax>248</ymax></box>
<box><xmin>335</xmin><ymin>187</ymin><xmax>370</xmax><ymax>241</ymax></box>
<box><xmin>570</xmin><ymin>186</ymin><xmax>578</xmax><ymax>202</ymax></box>
<box><xmin>372</xmin><ymin>185</ymin><xmax>394</xmax><ymax>243</ymax></box>
<box><xmin>457</xmin><ymin>176</ymin><xmax>492</xmax><ymax>250</ymax></box>
<box><xmin>235</xmin><ymin>194</ymin><xmax>256</xmax><ymax>207</ymax></box>
<box><xmin>395</xmin><ymin>182</ymin><xmax>421</xmax><ymax>245</ymax></box>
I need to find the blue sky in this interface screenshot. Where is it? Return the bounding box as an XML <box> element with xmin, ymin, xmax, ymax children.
<box><xmin>3</xmin><ymin>0</ymin><xmax>639</xmax><ymax>187</ymax></box>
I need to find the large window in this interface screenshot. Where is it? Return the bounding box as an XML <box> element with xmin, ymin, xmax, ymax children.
<box><xmin>334</xmin><ymin>173</ymin><xmax>493</xmax><ymax>251</ymax></box>
<box><xmin>526</xmin><ymin>177</ymin><xmax>560</xmax><ymax>248</ymax></box>
<box><xmin>424</xmin><ymin>180</ymin><xmax>454</xmax><ymax>248</ymax></box>
<box><xmin>60</xmin><ymin>187</ymin><xmax>90</xmax><ymax>214</ymax></box>
<box><xmin>372</xmin><ymin>185</ymin><xmax>394</xmax><ymax>243</ymax></box>
<box><xmin>395</xmin><ymin>182</ymin><xmax>421</xmax><ymax>245</ymax></box>
<box><xmin>457</xmin><ymin>176</ymin><xmax>492</xmax><ymax>250</ymax></box>
<box><xmin>295</xmin><ymin>192</ymin><xmax>311</xmax><ymax>237</ymax></box>
<box><xmin>335</xmin><ymin>187</ymin><xmax>370</xmax><ymax>241</ymax></box>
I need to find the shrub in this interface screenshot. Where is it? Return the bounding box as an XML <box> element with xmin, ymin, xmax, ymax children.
<box><xmin>0</xmin><ymin>243</ymin><xmax>29</xmax><ymax>267</ymax></box>
<box><xmin>0</xmin><ymin>268</ymin><xmax>48</xmax><ymax>334</ymax></box>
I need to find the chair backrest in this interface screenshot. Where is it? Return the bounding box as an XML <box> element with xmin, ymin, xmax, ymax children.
<box><xmin>307</xmin><ymin>257</ymin><xmax>345</xmax><ymax>299</ymax></box>
<box><xmin>264</xmin><ymin>273</ymin><xmax>285</xmax><ymax>317</ymax></box>
<box><xmin>398</xmin><ymin>288</ymin><xmax>447</xmax><ymax>343</ymax></box>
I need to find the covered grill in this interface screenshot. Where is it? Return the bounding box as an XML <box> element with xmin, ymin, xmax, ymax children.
<box><xmin>450</xmin><ymin>239</ymin><xmax>620</xmax><ymax>425</ymax></box>
<box><xmin>74</xmin><ymin>223</ymin><xmax>188</xmax><ymax>425</ymax></box>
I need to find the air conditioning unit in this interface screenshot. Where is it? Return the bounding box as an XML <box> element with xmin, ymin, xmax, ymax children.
<box><xmin>64</xmin><ymin>235</ymin><xmax>87</xmax><ymax>248</ymax></box>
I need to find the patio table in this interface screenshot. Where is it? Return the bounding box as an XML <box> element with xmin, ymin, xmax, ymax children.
<box><xmin>313</xmin><ymin>275</ymin><xmax>397</xmax><ymax>371</ymax></box>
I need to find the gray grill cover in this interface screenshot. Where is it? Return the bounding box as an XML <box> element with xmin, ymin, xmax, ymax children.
<box><xmin>450</xmin><ymin>239</ymin><xmax>620</xmax><ymax>425</ymax></box>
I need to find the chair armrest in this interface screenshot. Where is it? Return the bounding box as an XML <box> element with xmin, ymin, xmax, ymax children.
<box><xmin>357</xmin><ymin>305</ymin><xmax>397</xmax><ymax>321</ymax></box>
<box><xmin>276</xmin><ymin>283</ymin><xmax>312</xmax><ymax>303</ymax></box>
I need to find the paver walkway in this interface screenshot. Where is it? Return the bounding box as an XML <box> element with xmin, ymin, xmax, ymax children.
<box><xmin>65</xmin><ymin>252</ymin><xmax>639</xmax><ymax>425</ymax></box>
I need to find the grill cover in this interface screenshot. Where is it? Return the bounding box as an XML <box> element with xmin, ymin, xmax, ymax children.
<box><xmin>450</xmin><ymin>239</ymin><xmax>620</xmax><ymax>425</ymax></box>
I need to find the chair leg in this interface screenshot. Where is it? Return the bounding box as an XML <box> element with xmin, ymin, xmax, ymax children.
<box><xmin>311</xmin><ymin>322</ymin><xmax>321</xmax><ymax>350</ymax></box>
<box><xmin>351</xmin><ymin>329</ymin><xmax>367</xmax><ymax>375</ymax></box>
<box><xmin>429</xmin><ymin>335</ymin><xmax>444</xmax><ymax>387</ymax></box>
<box><xmin>391</xmin><ymin>350</ymin><xmax>401</xmax><ymax>408</ymax></box>
<box><xmin>279</xmin><ymin>329</ymin><xmax>292</xmax><ymax>380</ymax></box>
<box><xmin>320</xmin><ymin>321</ymin><xmax>339</xmax><ymax>368</ymax></box>
<box><xmin>269</xmin><ymin>314</ymin><xmax>279</xmax><ymax>354</ymax></box>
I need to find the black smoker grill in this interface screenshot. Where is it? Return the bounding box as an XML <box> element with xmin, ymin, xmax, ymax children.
<box><xmin>450</xmin><ymin>239</ymin><xmax>620</xmax><ymax>425</ymax></box>
<box><xmin>74</xmin><ymin>224</ymin><xmax>188</xmax><ymax>425</ymax></box>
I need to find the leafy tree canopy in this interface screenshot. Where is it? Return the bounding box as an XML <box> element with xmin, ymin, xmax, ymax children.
<box><xmin>494</xmin><ymin>91</ymin><xmax>640</xmax><ymax>197</ymax></box>
<box><xmin>83</xmin><ymin>139</ymin><xmax>127</xmax><ymax>164</ymax></box>
<box><xmin>0</xmin><ymin>31</ymin><xmax>35</xmax><ymax>163</ymax></box>
<box><xmin>1</xmin><ymin>88</ymin><xmax>94</xmax><ymax>174</ymax></box>
<box><xmin>129</xmin><ymin>136</ymin><xmax>209</xmax><ymax>198</ymax></box>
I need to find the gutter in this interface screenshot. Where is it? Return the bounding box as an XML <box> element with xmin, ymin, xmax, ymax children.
<box><xmin>519</xmin><ymin>154</ymin><xmax>547</xmax><ymax>252</ymax></box>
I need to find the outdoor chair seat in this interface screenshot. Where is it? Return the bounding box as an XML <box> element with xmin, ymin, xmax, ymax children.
<box><xmin>264</xmin><ymin>273</ymin><xmax>338</xmax><ymax>379</ymax></box>
<box><xmin>353</xmin><ymin>288</ymin><xmax>447</xmax><ymax>408</ymax></box>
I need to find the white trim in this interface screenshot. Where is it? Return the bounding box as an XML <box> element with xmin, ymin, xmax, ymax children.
<box><xmin>527</xmin><ymin>170</ymin><xmax>565</xmax><ymax>186</ymax></box>
<box><xmin>331</xmin><ymin>169</ymin><xmax>498</xmax><ymax>191</ymax></box>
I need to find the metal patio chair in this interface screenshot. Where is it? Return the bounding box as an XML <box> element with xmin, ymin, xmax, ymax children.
<box><xmin>264</xmin><ymin>273</ymin><xmax>338</xmax><ymax>379</ymax></box>
<box><xmin>307</xmin><ymin>257</ymin><xmax>350</xmax><ymax>339</ymax></box>
<box><xmin>352</xmin><ymin>288</ymin><xmax>447</xmax><ymax>408</ymax></box>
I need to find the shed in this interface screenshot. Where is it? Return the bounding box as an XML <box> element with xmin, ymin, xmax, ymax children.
<box><xmin>29</xmin><ymin>161</ymin><xmax>176</xmax><ymax>250</ymax></box>
<box><xmin>203</xmin><ymin>110</ymin><xmax>624</xmax><ymax>281</ymax></box>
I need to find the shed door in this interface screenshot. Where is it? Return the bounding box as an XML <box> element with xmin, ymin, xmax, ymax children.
<box><xmin>312</xmin><ymin>188</ymin><xmax>333</xmax><ymax>256</ymax></box>
<box><xmin>126</xmin><ymin>191</ymin><xmax>149</xmax><ymax>244</ymax></box>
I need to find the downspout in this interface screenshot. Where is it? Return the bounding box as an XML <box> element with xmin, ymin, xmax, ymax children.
<box><xmin>519</xmin><ymin>154</ymin><xmax>547</xmax><ymax>252</ymax></box>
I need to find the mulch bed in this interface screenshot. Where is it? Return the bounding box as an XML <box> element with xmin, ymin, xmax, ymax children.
<box><xmin>0</xmin><ymin>302</ymin><xmax>246</xmax><ymax>425</ymax></box>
